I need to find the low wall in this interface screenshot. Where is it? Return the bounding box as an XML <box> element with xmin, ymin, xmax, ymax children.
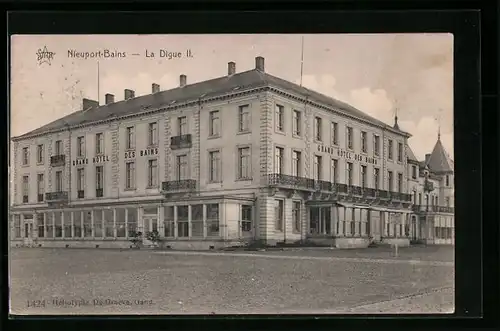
<box><xmin>334</xmin><ymin>237</ymin><xmax>370</xmax><ymax>249</ymax></box>
<box><xmin>380</xmin><ymin>237</ymin><xmax>410</xmax><ymax>247</ymax></box>
<box><xmin>10</xmin><ymin>239</ymin><xmax>246</xmax><ymax>250</ymax></box>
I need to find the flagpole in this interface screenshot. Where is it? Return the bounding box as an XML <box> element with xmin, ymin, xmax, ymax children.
<box><xmin>300</xmin><ymin>35</ymin><xmax>304</xmax><ymax>87</ymax></box>
<box><xmin>97</xmin><ymin>61</ymin><xmax>100</xmax><ymax>105</ymax></box>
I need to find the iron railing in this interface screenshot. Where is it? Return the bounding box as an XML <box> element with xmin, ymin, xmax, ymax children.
<box><xmin>170</xmin><ymin>134</ymin><xmax>192</xmax><ymax>150</ymax></box>
<box><xmin>45</xmin><ymin>191</ymin><xmax>69</xmax><ymax>201</ymax></box>
<box><xmin>413</xmin><ymin>205</ymin><xmax>454</xmax><ymax>213</ymax></box>
<box><xmin>162</xmin><ymin>179</ymin><xmax>197</xmax><ymax>192</ymax></box>
<box><xmin>50</xmin><ymin>155</ymin><xmax>65</xmax><ymax>167</ymax></box>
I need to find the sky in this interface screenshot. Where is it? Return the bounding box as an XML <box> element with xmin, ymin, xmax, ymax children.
<box><xmin>10</xmin><ymin>34</ymin><xmax>453</xmax><ymax>161</ymax></box>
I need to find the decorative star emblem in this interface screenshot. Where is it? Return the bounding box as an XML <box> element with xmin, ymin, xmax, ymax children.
<box><xmin>36</xmin><ymin>46</ymin><xmax>56</xmax><ymax>66</ymax></box>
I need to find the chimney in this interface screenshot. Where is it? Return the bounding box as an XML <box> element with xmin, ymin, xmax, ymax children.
<box><xmin>152</xmin><ymin>83</ymin><xmax>160</xmax><ymax>93</ymax></box>
<box><xmin>255</xmin><ymin>56</ymin><xmax>265</xmax><ymax>72</ymax></box>
<box><xmin>82</xmin><ymin>98</ymin><xmax>99</xmax><ymax>110</ymax></box>
<box><xmin>124</xmin><ymin>89</ymin><xmax>135</xmax><ymax>100</ymax></box>
<box><xmin>228</xmin><ymin>62</ymin><xmax>236</xmax><ymax>75</ymax></box>
<box><xmin>179</xmin><ymin>74</ymin><xmax>187</xmax><ymax>87</ymax></box>
<box><xmin>425</xmin><ymin>153</ymin><xmax>431</xmax><ymax>164</ymax></box>
<box><xmin>105</xmin><ymin>93</ymin><xmax>115</xmax><ymax>104</ymax></box>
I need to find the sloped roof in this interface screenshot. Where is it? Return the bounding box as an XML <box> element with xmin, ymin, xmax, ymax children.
<box><xmin>14</xmin><ymin>68</ymin><xmax>407</xmax><ymax>140</ymax></box>
<box><xmin>425</xmin><ymin>138</ymin><xmax>454</xmax><ymax>173</ymax></box>
<box><xmin>406</xmin><ymin>145</ymin><xmax>418</xmax><ymax>162</ymax></box>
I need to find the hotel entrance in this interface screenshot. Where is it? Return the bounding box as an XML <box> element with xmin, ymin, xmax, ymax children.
<box><xmin>23</xmin><ymin>214</ymin><xmax>34</xmax><ymax>246</ymax></box>
<box><xmin>142</xmin><ymin>207</ymin><xmax>159</xmax><ymax>246</ymax></box>
<box><xmin>309</xmin><ymin>206</ymin><xmax>332</xmax><ymax>235</ymax></box>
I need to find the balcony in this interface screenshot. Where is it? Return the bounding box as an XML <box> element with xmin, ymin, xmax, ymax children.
<box><xmin>267</xmin><ymin>174</ymin><xmax>315</xmax><ymax>191</ymax></box>
<box><xmin>45</xmin><ymin>191</ymin><xmax>69</xmax><ymax>202</ymax></box>
<box><xmin>50</xmin><ymin>155</ymin><xmax>66</xmax><ymax>167</ymax></box>
<box><xmin>162</xmin><ymin>179</ymin><xmax>197</xmax><ymax>193</ymax></box>
<box><xmin>390</xmin><ymin>192</ymin><xmax>412</xmax><ymax>202</ymax></box>
<box><xmin>424</xmin><ymin>180</ymin><xmax>434</xmax><ymax>192</ymax></box>
<box><xmin>170</xmin><ymin>134</ymin><xmax>192</xmax><ymax>150</ymax></box>
<box><xmin>412</xmin><ymin>205</ymin><xmax>455</xmax><ymax>214</ymax></box>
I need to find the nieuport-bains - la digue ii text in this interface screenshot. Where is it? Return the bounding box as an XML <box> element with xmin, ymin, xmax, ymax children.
<box><xmin>10</xmin><ymin>56</ymin><xmax>455</xmax><ymax>250</ymax></box>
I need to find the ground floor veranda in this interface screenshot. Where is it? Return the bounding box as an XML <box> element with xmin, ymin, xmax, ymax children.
<box><xmin>10</xmin><ymin>190</ymin><xmax>454</xmax><ymax>249</ymax></box>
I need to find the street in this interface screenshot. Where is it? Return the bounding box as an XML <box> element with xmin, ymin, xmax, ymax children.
<box><xmin>9</xmin><ymin>245</ymin><xmax>454</xmax><ymax>314</ymax></box>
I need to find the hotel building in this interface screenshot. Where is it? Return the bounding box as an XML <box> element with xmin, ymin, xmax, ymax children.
<box><xmin>10</xmin><ymin>56</ymin><xmax>454</xmax><ymax>249</ymax></box>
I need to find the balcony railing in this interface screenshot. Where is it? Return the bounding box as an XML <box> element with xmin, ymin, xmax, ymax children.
<box><xmin>162</xmin><ymin>179</ymin><xmax>197</xmax><ymax>193</ymax></box>
<box><xmin>50</xmin><ymin>155</ymin><xmax>66</xmax><ymax>167</ymax></box>
<box><xmin>45</xmin><ymin>191</ymin><xmax>69</xmax><ymax>202</ymax></box>
<box><xmin>266</xmin><ymin>174</ymin><xmax>412</xmax><ymax>202</ymax></box>
<box><xmin>413</xmin><ymin>205</ymin><xmax>454</xmax><ymax>213</ymax></box>
<box><xmin>170</xmin><ymin>134</ymin><xmax>192</xmax><ymax>150</ymax></box>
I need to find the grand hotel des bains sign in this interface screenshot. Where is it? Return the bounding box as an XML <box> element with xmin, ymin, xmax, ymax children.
<box><xmin>316</xmin><ymin>144</ymin><xmax>380</xmax><ymax>166</ymax></box>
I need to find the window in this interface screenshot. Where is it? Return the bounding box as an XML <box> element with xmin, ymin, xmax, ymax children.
<box><xmin>55</xmin><ymin>140</ymin><xmax>63</xmax><ymax>155</ymax></box>
<box><xmin>191</xmin><ymin>205</ymin><xmax>204</xmax><ymax>237</ymax></box>
<box><xmin>313</xmin><ymin>155</ymin><xmax>322</xmax><ymax>180</ymax></box>
<box><xmin>177</xmin><ymin>206</ymin><xmax>189</xmax><ymax>237</ymax></box>
<box><xmin>331</xmin><ymin>122</ymin><xmax>338</xmax><ymax>145</ymax></box>
<box><xmin>209</xmin><ymin>111</ymin><xmax>220</xmax><ymax>137</ymax></box>
<box><xmin>238</xmin><ymin>105</ymin><xmax>250</xmax><ymax>132</ymax></box>
<box><xmin>176</xmin><ymin>155</ymin><xmax>188</xmax><ymax>180</ymax></box>
<box><xmin>237</xmin><ymin>147</ymin><xmax>251</xmax><ymax>179</ymax></box>
<box><xmin>93</xmin><ymin>210</ymin><xmax>103</xmax><ymax>238</ymax></box>
<box><xmin>208</xmin><ymin>150</ymin><xmax>221</xmax><ymax>182</ymax></box>
<box><xmin>445</xmin><ymin>175</ymin><xmax>450</xmax><ymax>186</ymax></box>
<box><xmin>93</xmin><ymin>133</ymin><xmax>103</xmax><ymax>155</ymax></box>
<box><xmin>177</xmin><ymin>117</ymin><xmax>187</xmax><ymax>136</ymax></box>
<box><xmin>113</xmin><ymin>209</ymin><xmax>125</xmax><ymax>238</ymax></box>
<box><xmin>126</xmin><ymin>126</ymin><xmax>135</xmax><ymax>149</ymax></box>
<box><xmin>346</xmin><ymin>162</ymin><xmax>353</xmax><ymax>185</ymax></box>
<box><xmin>347</xmin><ymin>127</ymin><xmax>353</xmax><ymax>150</ymax></box>
<box><xmin>82</xmin><ymin>211</ymin><xmax>91</xmax><ymax>237</ymax></box>
<box><xmin>22</xmin><ymin>147</ymin><xmax>29</xmax><ymax>165</ymax></box>
<box><xmin>148</xmin><ymin>122</ymin><xmax>158</xmax><ymax>146</ymax></box>
<box><xmin>292</xmin><ymin>151</ymin><xmax>301</xmax><ymax>177</ymax></box>
<box><xmin>207</xmin><ymin>204</ymin><xmax>220</xmax><ymax>236</ymax></box>
<box><xmin>95</xmin><ymin>166</ymin><xmax>103</xmax><ymax>193</ymax></box>
<box><xmin>293</xmin><ymin>110</ymin><xmax>301</xmax><ymax>135</ymax></box>
<box><xmin>274</xmin><ymin>147</ymin><xmax>284</xmax><ymax>174</ymax></box>
<box><xmin>418</xmin><ymin>193</ymin><xmax>422</xmax><ymax>205</ymax></box>
<box><xmin>77</xmin><ymin>168</ymin><xmax>84</xmax><ymax>193</ymax></box>
<box><xmin>374</xmin><ymin>135</ymin><xmax>380</xmax><ymax>156</ymax></box>
<box><xmin>36</xmin><ymin>145</ymin><xmax>44</xmax><ymax>164</ymax></box>
<box><xmin>314</xmin><ymin>117</ymin><xmax>322</xmax><ymax>141</ymax></box>
<box><xmin>275</xmin><ymin>104</ymin><xmax>284</xmax><ymax>131</ymax></box>
<box><xmin>37</xmin><ymin>214</ymin><xmax>45</xmax><ymax>238</ymax></box>
<box><xmin>388</xmin><ymin>171</ymin><xmax>393</xmax><ymax>191</ymax></box>
<box><xmin>127</xmin><ymin>208</ymin><xmax>137</xmax><ymax>237</ymax></box>
<box><xmin>77</xmin><ymin>136</ymin><xmax>85</xmax><ymax>157</ymax></box>
<box><xmin>55</xmin><ymin>171</ymin><xmax>63</xmax><ymax>192</ymax></box>
<box><xmin>388</xmin><ymin>140</ymin><xmax>393</xmax><ymax>160</ymax></box>
<box><xmin>292</xmin><ymin>201</ymin><xmax>301</xmax><ymax>233</ymax></box>
<box><xmin>54</xmin><ymin>212</ymin><xmax>62</xmax><ymax>238</ymax></box>
<box><xmin>274</xmin><ymin>199</ymin><xmax>284</xmax><ymax>231</ymax></box>
<box><xmin>331</xmin><ymin>159</ymin><xmax>338</xmax><ymax>183</ymax></box>
<box><xmin>361</xmin><ymin>165</ymin><xmax>367</xmax><ymax>188</ymax></box>
<box><xmin>22</xmin><ymin>175</ymin><xmax>29</xmax><ymax>202</ymax></box>
<box><xmin>103</xmin><ymin>209</ymin><xmax>113</xmax><ymax>238</ymax></box>
<box><xmin>445</xmin><ymin>197</ymin><xmax>450</xmax><ymax>207</ymax></box>
<box><xmin>361</xmin><ymin>131</ymin><xmax>367</xmax><ymax>153</ymax></box>
<box><xmin>147</xmin><ymin>159</ymin><xmax>158</xmax><ymax>187</ymax></box>
<box><xmin>63</xmin><ymin>211</ymin><xmax>72</xmax><ymax>238</ymax></box>
<box><xmin>412</xmin><ymin>166</ymin><xmax>417</xmax><ymax>179</ymax></box>
<box><xmin>241</xmin><ymin>205</ymin><xmax>252</xmax><ymax>232</ymax></box>
<box><xmin>374</xmin><ymin>168</ymin><xmax>380</xmax><ymax>190</ymax></box>
<box><xmin>398</xmin><ymin>142</ymin><xmax>403</xmax><ymax>162</ymax></box>
<box><xmin>163</xmin><ymin>206</ymin><xmax>174</xmax><ymax>237</ymax></box>
<box><xmin>37</xmin><ymin>174</ymin><xmax>44</xmax><ymax>202</ymax></box>
<box><xmin>125</xmin><ymin>162</ymin><xmax>135</xmax><ymax>189</ymax></box>
<box><xmin>413</xmin><ymin>191</ymin><xmax>417</xmax><ymax>204</ymax></box>
<box><xmin>397</xmin><ymin>173</ymin><xmax>403</xmax><ymax>193</ymax></box>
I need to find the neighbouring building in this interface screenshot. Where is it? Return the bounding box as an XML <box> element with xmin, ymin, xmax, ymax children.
<box><xmin>9</xmin><ymin>56</ymin><xmax>454</xmax><ymax>249</ymax></box>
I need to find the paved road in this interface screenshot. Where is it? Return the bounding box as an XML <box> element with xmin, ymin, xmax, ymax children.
<box><xmin>9</xmin><ymin>246</ymin><xmax>454</xmax><ymax>315</ymax></box>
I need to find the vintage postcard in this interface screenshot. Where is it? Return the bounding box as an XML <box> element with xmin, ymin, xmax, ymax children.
<box><xmin>9</xmin><ymin>34</ymin><xmax>454</xmax><ymax>315</ymax></box>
